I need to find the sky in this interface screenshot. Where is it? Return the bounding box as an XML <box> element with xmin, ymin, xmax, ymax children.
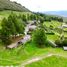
<box><xmin>10</xmin><ymin>0</ymin><xmax>67</xmax><ymax>12</ymax></box>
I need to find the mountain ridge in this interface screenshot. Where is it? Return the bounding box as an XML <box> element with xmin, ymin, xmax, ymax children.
<box><xmin>42</xmin><ymin>11</ymin><xmax>67</xmax><ymax>17</ymax></box>
<box><xmin>0</xmin><ymin>0</ymin><xmax>30</xmax><ymax>12</ymax></box>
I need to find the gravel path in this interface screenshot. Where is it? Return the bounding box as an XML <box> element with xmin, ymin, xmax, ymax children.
<box><xmin>20</xmin><ymin>53</ymin><xmax>67</xmax><ymax>67</ymax></box>
<box><xmin>20</xmin><ymin>54</ymin><xmax>53</xmax><ymax>67</ymax></box>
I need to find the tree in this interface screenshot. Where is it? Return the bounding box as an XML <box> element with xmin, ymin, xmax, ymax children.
<box><xmin>8</xmin><ymin>13</ymin><xmax>25</xmax><ymax>35</ymax></box>
<box><xmin>18</xmin><ymin>14</ymin><xmax>26</xmax><ymax>25</ymax></box>
<box><xmin>8</xmin><ymin>14</ymin><xmax>17</xmax><ymax>35</ymax></box>
<box><xmin>8</xmin><ymin>13</ymin><xmax>18</xmax><ymax>36</ymax></box>
<box><xmin>1</xmin><ymin>18</ymin><xmax>12</xmax><ymax>45</ymax></box>
<box><xmin>32</xmin><ymin>28</ymin><xmax>47</xmax><ymax>47</ymax></box>
<box><xmin>16</xmin><ymin>18</ymin><xmax>25</xmax><ymax>34</ymax></box>
<box><xmin>29</xmin><ymin>14</ymin><xmax>36</xmax><ymax>20</ymax></box>
<box><xmin>58</xmin><ymin>18</ymin><xmax>63</xmax><ymax>22</ymax></box>
<box><xmin>1</xmin><ymin>13</ymin><xmax>25</xmax><ymax>45</ymax></box>
<box><xmin>27</xmin><ymin>14</ymin><xmax>30</xmax><ymax>20</ymax></box>
<box><xmin>1</xmin><ymin>18</ymin><xmax>10</xmax><ymax>36</ymax></box>
<box><xmin>22</xmin><ymin>14</ymin><xmax>27</xmax><ymax>22</ymax></box>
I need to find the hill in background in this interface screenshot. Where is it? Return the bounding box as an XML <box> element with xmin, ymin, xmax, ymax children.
<box><xmin>43</xmin><ymin>11</ymin><xmax>67</xmax><ymax>17</ymax></box>
<box><xmin>0</xmin><ymin>0</ymin><xmax>30</xmax><ymax>12</ymax></box>
<box><xmin>41</xmin><ymin>11</ymin><xmax>67</xmax><ymax>22</ymax></box>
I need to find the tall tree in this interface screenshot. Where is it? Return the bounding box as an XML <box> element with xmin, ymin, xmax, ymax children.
<box><xmin>32</xmin><ymin>28</ymin><xmax>47</xmax><ymax>47</ymax></box>
<box><xmin>8</xmin><ymin>15</ymin><xmax>17</xmax><ymax>35</ymax></box>
<box><xmin>1</xmin><ymin>18</ymin><xmax>12</xmax><ymax>45</ymax></box>
<box><xmin>22</xmin><ymin>14</ymin><xmax>27</xmax><ymax>22</ymax></box>
<box><xmin>1</xmin><ymin>13</ymin><xmax>25</xmax><ymax>45</ymax></box>
<box><xmin>15</xmin><ymin>18</ymin><xmax>25</xmax><ymax>34</ymax></box>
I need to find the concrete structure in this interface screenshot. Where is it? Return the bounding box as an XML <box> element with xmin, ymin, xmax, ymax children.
<box><xmin>18</xmin><ymin>35</ymin><xmax>31</xmax><ymax>44</ymax></box>
<box><xmin>7</xmin><ymin>43</ymin><xmax>18</xmax><ymax>49</ymax></box>
<box><xmin>63</xmin><ymin>46</ymin><xmax>67</xmax><ymax>51</ymax></box>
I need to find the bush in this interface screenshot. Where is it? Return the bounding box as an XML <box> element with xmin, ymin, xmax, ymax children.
<box><xmin>55</xmin><ymin>40</ymin><xmax>62</xmax><ymax>47</ymax></box>
<box><xmin>32</xmin><ymin>28</ymin><xmax>47</xmax><ymax>47</ymax></box>
<box><xmin>49</xmin><ymin>25</ymin><xmax>53</xmax><ymax>30</ymax></box>
<box><xmin>55</xmin><ymin>39</ymin><xmax>67</xmax><ymax>47</ymax></box>
<box><xmin>62</xmin><ymin>39</ymin><xmax>67</xmax><ymax>46</ymax></box>
<box><xmin>46</xmin><ymin>33</ymin><xmax>55</xmax><ymax>35</ymax></box>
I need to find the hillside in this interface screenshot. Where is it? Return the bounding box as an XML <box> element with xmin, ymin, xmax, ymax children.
<box><xmin>43</xmin><ymin>11</ymin><xmax>67</xmax><ymax>17</ymax></box>
<box><xmin>0</xmin><ymin>0</ymin><xmax>30</xmax><ymax>12</ymax></box>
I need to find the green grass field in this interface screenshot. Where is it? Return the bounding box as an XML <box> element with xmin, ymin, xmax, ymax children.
<box><xmin>47</xmin><ymin>34</ymin><xmax>59</xmax><ymax>41</ymax></box>
<box><xmin>44</xmin><ymin>21</ymin><xmax>67</xmax><ymax>38</ymax></box>
<box><xmin>0</xmin><ymin>10</ymin><xmax>67</xmax><ymax>66</ymax></box>
<box><xmin>44</xmin><ymin>21</ymin><xmax>62</xmax><ymax>28</ymax></box>
<box><xmin>0</xmin><ymin>42</ymin><xmax>67</xmax><ymax>66</ymax></box>
<box><xmin>26</xmin><ymin>56</ymin><xmax>67</xmax><ymax>67</ymax></box>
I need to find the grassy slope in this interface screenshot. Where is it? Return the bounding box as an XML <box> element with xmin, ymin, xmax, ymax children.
<box><xmin>44</xmin><ymin>21</ymin><xmax>61</xmax><ymax>41</ymax></box>
<box><xmin>44</xmin><ymin>21</ymin><xmax>67</xmax><ymax>39</ymax></box>
<box><xmin>0</xmin><ymin>0</ymin><xmax>30</xmax><ymax>12</ymax></box>
<box><xmin>47</xmin><ymin>35</ymin><xmax>59</xmax><ymax>41</ymax></box>
<box><xmin>26</xmin><ymin>56</ymin><xmax>67</xmax><ymax>67</ymax></box>
<box><xmin>44</xmin><ymin>21</ymin><xmax>62</xmax><ymax>28</ymax></box>
<box><xmin>0</xmin><ymin>42</ymin><xmax>67</xmax><ymax>66</ymax></box>
<box><xmin>0</xmin><ymin>10</ymin><xmax>32</xmax><ymax>18</ymax></box>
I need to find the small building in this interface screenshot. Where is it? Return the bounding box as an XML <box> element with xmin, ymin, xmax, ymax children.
<box><xmin>63</xmin><ymin>46</ymin><xmax>67</xmax><ymax>51</ymax></box>
<box><xmin>62</xmin><ymin>25</ymin><xmax>67</xmax><ymax>28</ymax></box>
<box><xmin>27</xmin><ymin>25</ymin><xmax>37</xmax><ymax>34</ymax></box>
<box><xmin>29</xmin><ymin>25</ymin><xmax>37</xmax><ymax>30</ymax></box>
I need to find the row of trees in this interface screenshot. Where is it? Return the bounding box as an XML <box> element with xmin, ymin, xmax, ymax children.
<box><xmin>34</xmin><ymin>12</ymin><xmax>63</xmax><ymax>22</ymax></box>
<box><xmin>18</xmin><ymin>13</ymin><xmax>63</xmax><ymax>23</ymax></box>
<box><xmin>0</xmin><ymin>13</ymin><xmax>25</xmax><ymax>45</ymax></box>
<box><xmin>19</xmin><ymin>14</ymin><xmax>37</xmax><ymax>21</ymax></box>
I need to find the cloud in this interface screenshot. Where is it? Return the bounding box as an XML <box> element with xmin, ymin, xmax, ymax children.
<box><xmin>10</xmin><ymin>0</ymin><xmax>67</xmax><ymax>12</ymax></box>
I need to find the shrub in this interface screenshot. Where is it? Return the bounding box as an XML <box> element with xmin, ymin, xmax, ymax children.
<box><xmin>49</xmin><ymin>25</ymin><xmax>53</xmax><ymax>30</ymax></box>
<box><xmin>32</xmin><ymin>28</ymin><xmax>47</xmax><ymax>47</ymax></box>
<box><xmin>55</xmin><ymin>40</ymin><xmax>62</xmax><ymax>47</ymax></box>
<box><xmin>46</xmin><ymin>33</ymin><xmax>55</xmax><ymax>35</ymax></box>
<box><xmin>55</xmin><ymin>39</ymin><xmax>67</xmax><ymax>47</ymax></box>
<box><xmin>62</xmin><ymin>39</ymin><xmax>67</xmax><ymax>46</ymax></box>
